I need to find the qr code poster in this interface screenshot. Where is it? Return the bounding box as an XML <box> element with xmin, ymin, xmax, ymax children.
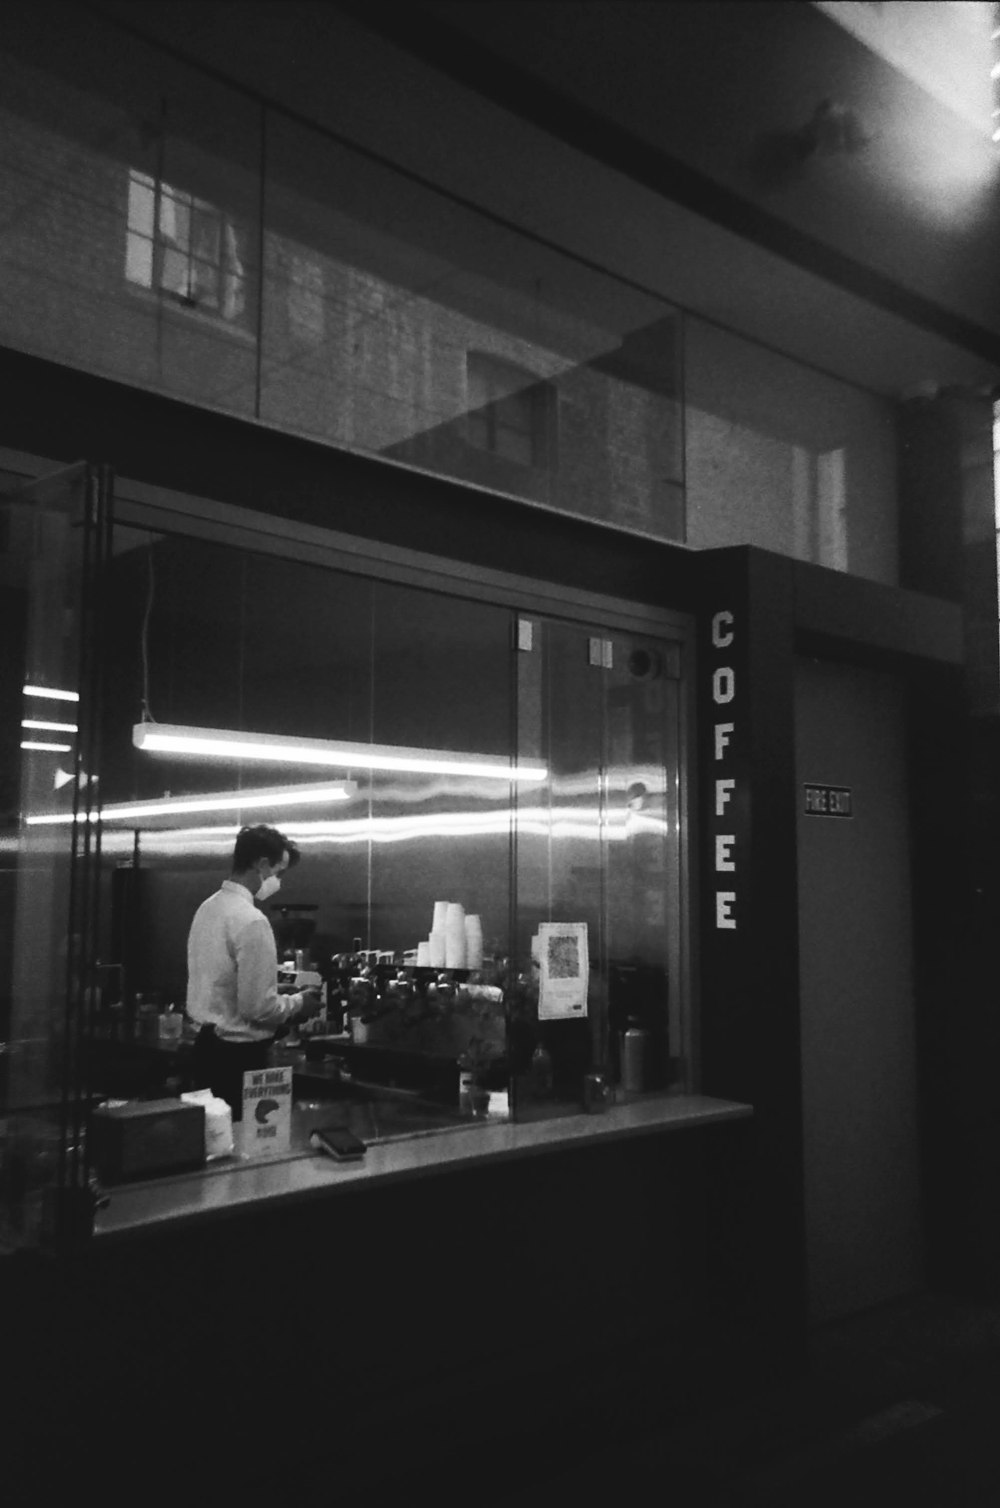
<box><xmin>537</xmin><ymin>922</ymin><xmax>589</xmax><ymax>1019</ymax></box>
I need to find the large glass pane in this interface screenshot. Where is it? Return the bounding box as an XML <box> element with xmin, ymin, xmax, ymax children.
<box><xmin>514</xmin><ymin>619</ymin><xmax>605</xmax><ymax>1110</ymax></box>
<box><xmin>685</xmin><ymin>315</ymin><xmax>898</xmax><ymax>584</ymax></box>
<box><xmin>513</xmin><ymin>615</ymin><xmax>686</xmax><ymax>1119</ymax></box>
<box><xmin>0</xmin><ymin>6</ymin><xmax>260</xmax><ymax>415</ymax></box>
<box><xmin>92</xmin><ymin>529</ymin><xmax>376</xmax><ymax>1025</ymax></box>
<box><xmin>261</xmin><ymin>112</ymin><xmax>683</xmax><ymax>539</ymax></box>
<box><xmin>22</xmin><ymin>501</ymin><xmax>690</xmax><ymax>1194</ymax></box>
<box><xmin>84</xmin><ymin>525</ymin><xmax>519</xmax><ymax>1151</ymax></box>
<box><xmin>360</xmin><ymin>582</ymin><xmax>515</xmax><ymax>1092</ymax></box>
<box><xmin>1</xmin><ymin>7</ymin><xmax>684</xmax><ymax>540</ymax></box>
<box><xmin>604</xmin><ymin>631</ymin><xmax>685</xmax><ymax>1092</ymax></box>
<box><xmin>1</xmin><ymin>463</ymin><xmax>107</xmax><ymax>1253</ymax></box>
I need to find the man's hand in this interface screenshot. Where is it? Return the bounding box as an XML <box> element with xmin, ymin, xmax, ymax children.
<box><xmin>296</xmin><ymin>986</ymin><xmax>325</xmax><ymax>1021</ymax></box>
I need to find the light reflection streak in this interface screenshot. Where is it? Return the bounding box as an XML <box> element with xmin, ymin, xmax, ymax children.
<box><xmin>132</xmin><ymin>721</ymin><xmax>548</xmax><ymax>782</ymax></box>
<box><xmin>2</xmin><ymin>806</ymin><xmax>671</xmax><ymax>856</ymax></box>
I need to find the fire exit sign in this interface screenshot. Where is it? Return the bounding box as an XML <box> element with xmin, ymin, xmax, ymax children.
<box><xmin>804</xmin><ymin>784</ymin><xmax>852</xmax><ymax>817</ymax></box>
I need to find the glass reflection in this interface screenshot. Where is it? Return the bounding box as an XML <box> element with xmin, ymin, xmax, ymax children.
<box><xmin>44</xmin><ymin>518</ymin><xmax>689</xmax><ymax>1153</ymax></box>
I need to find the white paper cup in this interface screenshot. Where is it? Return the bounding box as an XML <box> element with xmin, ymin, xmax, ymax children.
<box><xmin>444</xmin><ymin>903</ymin><xmax>467</xmax><ymax>969</ymax></box>
<box><xmin>428</xmin><ymin>931</ymin><xmax>447</xmax><ymax>968</ymax></box>
<box><xmin>464</xmin><ymin>914</ymin><xmax>484</xmax><ymax>969</ymax></box>
<box><xmin>445</xmin><ymin>931</ymin><xmax>467</xmax><ymax>970</ymax></box>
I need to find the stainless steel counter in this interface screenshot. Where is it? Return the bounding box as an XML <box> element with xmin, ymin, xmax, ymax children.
<box><xmin>93</xmin><ymin>1091</ymin><xmax>752</xmax><ymax>1242</ymax></box>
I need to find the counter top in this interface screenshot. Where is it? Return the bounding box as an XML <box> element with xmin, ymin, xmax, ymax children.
<box><xmin>93</xmin><ymin>1092</ymin><xmax>752</xmax><ymax>1242</ymax></box>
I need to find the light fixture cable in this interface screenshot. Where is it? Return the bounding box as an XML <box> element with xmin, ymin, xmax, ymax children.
<box><xmin>140</xmin><ymin>540</ymin><xmax>156</xmax><ymax>724</ymax></box>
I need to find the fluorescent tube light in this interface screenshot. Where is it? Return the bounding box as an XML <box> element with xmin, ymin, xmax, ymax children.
<box><xmin>21</xmin><ymin>740</ymin><xmax>72</xmax><ymax>753</ymax></box>
<box><xmin>132</xmin><ymin>722</ymin><xmax>548</xmax><ymax>782</ymax></box>
<box><xmin>25</xmin><ymin>779</ymin><xmax>358</xmax><ymax>826</ymax></box>
<box><xmin>22</xmin><ymin>718</ymin><xmax>79</xmax><ymax>734</ymax></box>
<box><xmin>23</xmin><ymin>684</ymin><xmax>80</xmax><ymax>703</ymax></box>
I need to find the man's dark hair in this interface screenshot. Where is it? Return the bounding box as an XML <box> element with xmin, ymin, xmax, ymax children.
<box><xmin>232</xmin><ymin>824</ymin><xmax>300</xmax><ymax>871</ymax></box>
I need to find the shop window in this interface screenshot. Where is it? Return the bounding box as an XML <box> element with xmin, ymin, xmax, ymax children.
<box><xmin>465</xmin><ymin>352</ymin><xmax>555</xmax><ymax>470</ymax></box>
<box><xmin>1</xmin><ymin>477</ymin><xmax>690</xmax><ymax>1239</ymax></box>
<box><xmin>125</xmin><ymin>169</ymin><xmax>247</xmax><ymax>323</ymax></box>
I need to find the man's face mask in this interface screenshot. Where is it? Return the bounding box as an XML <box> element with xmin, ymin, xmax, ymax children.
<box><xmin>257</xmin><ymin>873</ymin><xmax>282</xmax><ymax>903</ymax></box>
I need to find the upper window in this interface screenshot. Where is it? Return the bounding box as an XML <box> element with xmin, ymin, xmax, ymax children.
<box><xmin>125</xmin><ymin>169</ymin><xmax>247</xmax><ymax>323</ymax></box>
<box><xmin>466</xmin><ymin>352</ymin><xmax>555</xmax><ymax>470</ymax></box>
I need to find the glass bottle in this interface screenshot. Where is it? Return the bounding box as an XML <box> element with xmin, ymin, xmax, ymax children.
<box><xmin>530</xmin><ymin>1039</ymin><xmax>553</xmax><ymax>1097</ymax></box>
<box><xmin>457</xmin><ymin>1049</ymin><xmax>474</xmax><ymax>1115</ymax></box>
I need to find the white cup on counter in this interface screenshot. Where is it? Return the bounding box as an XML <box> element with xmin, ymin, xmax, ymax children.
<box><xmin>464</xmin><ymin>914</ymin><xmax>484</xmax><ymax>970</ymax></box>
<box><xmin>428</xmin><ymin>931</ymin><xmax>447</xmax><ymax>968</ymax></box>
<box><xmin>444</xmin><ymin>903</ymin><xmax>467</xmax><ymax>969</ymax></box>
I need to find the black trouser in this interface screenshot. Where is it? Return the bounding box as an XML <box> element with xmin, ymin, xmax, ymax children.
<box><xmin>190</xmin><ymin>1025</ymin><xmax>274</xmax><ymax>1122</ymax></box>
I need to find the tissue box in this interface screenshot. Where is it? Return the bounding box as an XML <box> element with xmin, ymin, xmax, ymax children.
<box><xmin>88</xmin><ymin>1098</ymin><xmax>206</xmax><ymax>1184</ymax></box>
<box><xmin>181</xmin><ymin>1088</ymin><xmax>235</xmax><ymax>1160</ymax></box>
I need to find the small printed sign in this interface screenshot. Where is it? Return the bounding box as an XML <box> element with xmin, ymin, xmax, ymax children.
<box><xmin>803</xmin><ymin>784</ymin><xmax>852</xmax><ymax>818</ymax></box>
<box><xmin>241</xmin><ymin>1065</ymin><xmax>293</xmax><ymax>1155</ymax></box>
<box><xmin>537</xmin><ymin>922</ymin><xmax>589</xmax><ymax>1019</ymax></box>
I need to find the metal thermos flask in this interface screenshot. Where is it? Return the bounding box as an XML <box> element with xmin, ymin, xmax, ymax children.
<box><xmin>621</xmin><ymin>1021</ymin><xmax>649</xmax><ymax>1093</ymax></box>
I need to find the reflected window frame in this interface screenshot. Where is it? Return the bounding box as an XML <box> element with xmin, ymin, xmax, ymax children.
<box><xmin>465</xmin><ymin>350</ymin><xmax>557</xmax><ymax>471</ymax></box>
<box><xmin>125</xmin><ymin>168</ymin><xmax>248</xmax><ymax>326</ymax></box>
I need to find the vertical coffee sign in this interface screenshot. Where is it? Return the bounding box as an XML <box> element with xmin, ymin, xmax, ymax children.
<box><xmin>698</xmin><ymin>570</ymin><xmax>759</xmax><ymax>1106</ymax></box>
<box><xmin>710</xmin><ymin>610</ymin><xmax>738</xmax><ymax>930</ymax></box>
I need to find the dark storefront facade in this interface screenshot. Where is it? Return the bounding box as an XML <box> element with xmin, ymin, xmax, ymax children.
<box><xmin>2</xmin><ymin>2</ymin><xmax>999</xmax><ymax>1490</ymax></box>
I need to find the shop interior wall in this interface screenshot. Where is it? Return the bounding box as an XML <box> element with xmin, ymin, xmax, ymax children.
<box><xmin>795</xmin><ymin>655</ymin><xmax>924</xmax><ymax>1324</ymax></box>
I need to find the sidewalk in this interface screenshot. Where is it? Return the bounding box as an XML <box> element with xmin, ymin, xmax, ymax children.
<box><xmin>484</xmin><ymin>1291</ymin><xmax>1000</xmax><ymax>1506</ymax></box>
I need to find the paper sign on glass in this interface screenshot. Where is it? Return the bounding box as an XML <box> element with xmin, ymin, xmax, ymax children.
<box><xmin>537</xmin><ymin>922</ymin><xmax>589</xmax><ymax>1019</ymax></box>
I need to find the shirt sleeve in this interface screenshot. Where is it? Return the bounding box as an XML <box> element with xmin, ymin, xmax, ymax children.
<box><xmin>233</xmin><ymin>913</ymin><xmax>301</xmax><ymax>1030</ymax></box>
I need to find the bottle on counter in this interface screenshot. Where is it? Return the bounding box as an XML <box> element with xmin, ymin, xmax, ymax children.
<box><xmin>530</xmin><ymin>1039</ymin><xmax>553</xmax><ymax>1098</ymax></box>
<box><xmin>621</xmin><ymin>1019</ymin><xmax>650</xmax><ymax>1094</ymax></box>
<box><xmin>135</xmin><ymin>993</ymin><xmax>160</xmax><ymax>1046</ymax></box>
<box><xmin>324</xmin><ymin>978</ymin><xmax>346</xmax><ymax>1035</ymax></box>
<box><xmin>158</xmin><ymin>1002</ymin><xmax>184</xmax><ymax>1043</ymax></box>
<box><xmin>457</xmin><ymin>1049</ymin><xmax>474</xmax><ymax>1115</ymax></box>
<box><xmin>107</xmin><ymin>999</ymin><xmax>125</xmax><ymax>1042</ymax></box>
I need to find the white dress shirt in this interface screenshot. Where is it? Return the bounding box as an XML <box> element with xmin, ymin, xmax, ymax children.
<box><xmin>186</xmin><ymin>880</ymin><xmax>303</xmax><ymax>1042</ymax></box>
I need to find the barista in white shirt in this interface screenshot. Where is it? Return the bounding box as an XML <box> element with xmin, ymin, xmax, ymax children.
<box><xmin>187</xmin><ymin>823</ymin><xmax>323</xmax><ymax>1118</ymax></box>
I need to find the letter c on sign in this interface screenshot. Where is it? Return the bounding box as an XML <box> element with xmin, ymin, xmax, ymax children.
<box><xmin>711</xmin><ymin>611</ymin><xmax>734</xmax><ymax>649</ymax></box>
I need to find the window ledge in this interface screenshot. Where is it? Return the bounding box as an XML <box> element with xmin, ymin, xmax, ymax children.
<box><xmin>123</xmin><ymin>283</ymin><xmax>256</xmax><ymax>344</ymax></box>
<box><xmin>92</xmin><ymin>1092</ymin><xmax>752</xmax><ymax>1242</ymax></box>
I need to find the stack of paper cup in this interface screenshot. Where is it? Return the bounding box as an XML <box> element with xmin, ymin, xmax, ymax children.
<box><xmin>444</xmin><ymin>902</ymin><xmax>467</xmax><ymax>969</ymax></box>
<box><xmin>416</xmin><ymin>940</ymin><xmax>431</xmax><ymax>967</ymax></box>
<box><xmin>428</xmin><ymin>900</ymin><xmax>450</xmax><ymax>968</ymax></box>
<box><xmin>428</xmin><ymin>931</ymin><xmax>446</xmax><ymax>968</ymax></box>
<box><xmin>464</xmin><ymin>913</ymin><xmax>484</xmax><ymax>970</ymax></box>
